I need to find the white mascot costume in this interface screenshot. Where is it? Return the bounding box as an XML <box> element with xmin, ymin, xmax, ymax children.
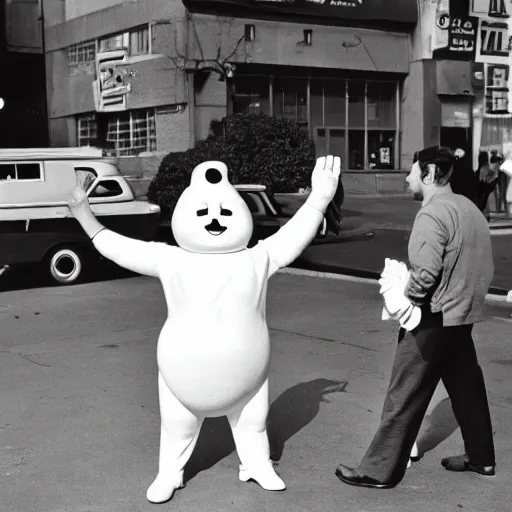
<box><xmin>68</xmin><ymin>156</ymin><xmax>340</xmax><ymax>503</ymax></box>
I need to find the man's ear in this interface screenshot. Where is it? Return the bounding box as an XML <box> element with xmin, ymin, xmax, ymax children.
<box><xmin>422</xmin><ymin>163</ymin><xmax>436</xmax><ymax>185</ymax></box>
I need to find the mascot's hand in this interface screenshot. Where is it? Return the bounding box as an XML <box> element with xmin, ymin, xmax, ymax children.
<box><xmin>68</xmin><ymin>185</ymin><xmax>92</xmax><ymax>219</ymax></box>
<box><xmin>307</xmin><ymin>155</ymin><xmax>341</xmax><ymax>213</ymax></box>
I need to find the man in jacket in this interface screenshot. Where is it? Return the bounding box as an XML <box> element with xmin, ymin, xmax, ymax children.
<box><xmin>335</xmin><ymin>146</ymin><xmax>496</xmax><ymax>488</ymax></box>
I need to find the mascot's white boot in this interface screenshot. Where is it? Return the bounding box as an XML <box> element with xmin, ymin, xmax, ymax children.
<box><xmin>68</xmin><ymin>156</ymin><xmax>340</xmax><ymax>503</ymax></box>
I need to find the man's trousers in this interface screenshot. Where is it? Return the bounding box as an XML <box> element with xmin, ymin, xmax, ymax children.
<box><xmin>358</xmin><ymin>311</ymin><xmax>495</xmax><ymax>484</ymax></box>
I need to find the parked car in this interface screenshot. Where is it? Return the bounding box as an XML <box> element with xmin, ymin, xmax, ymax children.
<box><xmin>0</xmin><ymin>147</ymin><xmax>160</xmax><ymax>285</ymax></box>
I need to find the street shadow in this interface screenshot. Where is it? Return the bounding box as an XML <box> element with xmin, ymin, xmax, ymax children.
<box><xmin>340</xmin><ymin>209</ymin><xmax>364</xmax><ymax>218</ymax></box>
<box><xmin>0</xmin><ymin>261</ymin><xmax>135</xmax><ymax>293</ymax></box>
<box><xmin>416</xmin><ymin>398</ymin><xmax>459</xmax><ymax>457</ymax></box>
<box><xmin>183</xmin><ymin>378</ymin><xmax>348</xmax><ymax>482</ymax></box>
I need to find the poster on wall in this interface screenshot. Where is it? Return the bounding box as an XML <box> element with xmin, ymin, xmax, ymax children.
<box><xmin>432</xmin><ymin>16</ymin><xmax>478</xmax><ymax>60</ymax></box>
<box><xmin>475</xmin><ymin>17</ymin><xmax>511</xmax><ymax>64</ymax></box>
<box><xmin>471</xmin><ymin>0</ymin><xmax>511</xmax><ymax>17</ymax></box>
<box><xmin>484</xmin><ymin>63</ymin><xmax>512</xmax><ymax>116</ymax></box>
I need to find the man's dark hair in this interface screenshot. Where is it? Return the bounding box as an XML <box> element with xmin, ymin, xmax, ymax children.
<box><xmin>414</xmin><ymin>146</ymin><xmax>456</xmax><ymax>186</ymax></box>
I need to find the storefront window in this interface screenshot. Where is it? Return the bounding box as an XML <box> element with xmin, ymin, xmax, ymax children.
<box><xmin>368</xmin><ymin>130</ymin><xmax>395</xmax><ymax>170</ymax></box>
<box><xmin>349</xmin><ymin>130</ymin><xmax>365</xmax><ymax>170</ymax></box>
<box><xmin>310</xmin><ymin>79</ymin><xmax>324</xmax><ymax>129</ymax></box>
<box><xmin>330</xmin><ymin>129</ymin><xmax>346</xmax><ymax>169</ymax></box>
<box><xmin>229</xmin><ymin>73</ymin><xmax>400</xmax><ymax>170</ymax></box>
<box><xmin>324</xmin><ymin>80</ymin><xmax>346</xmax><ymax>127</ymax></box>
<box><xmin>274</xmin><ymin>78</ymin><xmax>308</xmax><ymax>129</ymax></box>
<box><xmin>348</xmin><ymin>80</ymin><xmax>365</xmax><ymax>128</ymax></box>
<box><xmin>231</xmin><ymin>75</ymin><xmax>270</xmax><ymax>116</ymax></box>
<box><xmin>366</xmin><ymin>81</ymin><xmax>397</xmax><ymax>129</ymax></box>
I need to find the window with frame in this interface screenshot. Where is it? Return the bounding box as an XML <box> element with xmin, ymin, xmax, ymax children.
<box><xmin>99</xmin><ymin>25</ymin><xmax>150</xmax><ymax>56</ymax></box>
<box><xmin>77</xmin><ymin>114</ymin><xmax>98</xmax><ymax>147</ymax></box>
<box><xmin>77</xmin><ymin>109</ymin><xmax>157</xmax><ymax>157</ymax></box>
<box><xmin>0</xmin><ymin>163</ymin><xmax>42</xmax><ymax>181</ymax></box>
<box><xmin>310</xmin><ymin>78</ymin><xmax>399</xmax><ymax>170</ymax></box>
<box><xmin>68</xmin><ymin>40</ymin><xmax>96</xmax><ymax>65</ymax></box>
<box><xmin>106</xmin><ymin>109</ymin><xmax>157</xmax><ymax>157</ymax></box>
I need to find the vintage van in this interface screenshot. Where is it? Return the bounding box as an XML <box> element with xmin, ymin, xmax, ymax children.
<box><xmin>0</xmin><ymin>147</ymin><xmax>160</xmax><ymax>284</ymax></box>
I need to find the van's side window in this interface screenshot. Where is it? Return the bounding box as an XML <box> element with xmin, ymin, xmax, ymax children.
<box><xmin>89</xmin><ymin>179</ymin><xmax>123</xmax><ymax>198</ymax></box>
<box><xmin>75</xmin><ymin>167</ymin><xmax>97</xmax><ymax>191</ymax></box>
<box><xmin>17</xmin><ymin>164</ymin><xmax>41</xmax><ymax>180</ymax></box>
<box><xmin>0</xmin><ymin>163</ymin><xmax>42</xmax><ymax>181</ymax></box>
<box><xmin>0</xmin><ymin>164</ymin><xmax>16</xmax><ymax>180</ymax></box>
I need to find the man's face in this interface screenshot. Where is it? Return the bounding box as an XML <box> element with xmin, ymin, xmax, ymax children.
<box><xmin>405</xmin><ymin>161</ymin><xmax>424</xmax><ymax>201</ymax></box>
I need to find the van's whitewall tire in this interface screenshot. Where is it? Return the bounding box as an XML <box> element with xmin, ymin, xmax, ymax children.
<box><xmin>47</xmin><ymin>247</ymin><xmax>83</xmax><ymax>285</ymax></box>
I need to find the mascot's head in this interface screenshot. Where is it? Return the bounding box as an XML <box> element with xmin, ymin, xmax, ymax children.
<box><xmin>171</xmin><ymin>161</ymin><xmax>253</xmax><ymax>253</ymax></box>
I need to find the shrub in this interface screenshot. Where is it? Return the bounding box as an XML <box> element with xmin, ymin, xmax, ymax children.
<box><xmin>147</xmin><ymin>112</ymin><xmax>316</xmax><ymax>218</ymax></box>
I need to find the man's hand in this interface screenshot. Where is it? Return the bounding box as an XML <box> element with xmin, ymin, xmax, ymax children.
<box><xmin>307</xmin><ymin>155</ymin><xmax>341</xmax><ymax>213</ymax></box>
<box><xmin>68</xmin><ymin>185</ymin><xmax>92</xmax><ymax>219</ymax></box>
<box><xmin>67</xmin><ymin>185</ymin><xmax>104</xmax><ymax>239</ymax></box>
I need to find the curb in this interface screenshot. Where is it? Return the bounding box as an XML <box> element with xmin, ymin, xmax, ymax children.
<box><xmin>279</xmin><ymin>266</ymin><xmax>512</xmax><ymax>305</ymax></box>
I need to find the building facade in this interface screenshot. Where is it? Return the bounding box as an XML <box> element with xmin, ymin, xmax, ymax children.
<box><xmin>40</xmin><ymin>0</ymin><xmax>511</xmax><ymax>195</ymax></box>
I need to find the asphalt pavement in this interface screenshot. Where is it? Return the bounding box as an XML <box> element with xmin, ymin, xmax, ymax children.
<box><xmin>1</xmin><ymin>273</ymin><xmax>512</xmax><ymax>512</ymax></box>
<box><xmin>276</xmin><ymin>194</ymin><xmax>512</xmax><ymax>294</ymax></box>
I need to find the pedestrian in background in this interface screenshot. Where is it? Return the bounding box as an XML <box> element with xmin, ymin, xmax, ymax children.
<box><xmin>335</xmin><ymin>145</ymin><xmax>496</xmax><ymax>489</ymax></box>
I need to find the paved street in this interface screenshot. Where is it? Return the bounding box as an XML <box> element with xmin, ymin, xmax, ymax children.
<box><xmin>277</xmin><ymin>194</ymin><xmax>512</xmax><ymax>293</ymax></box>
<box><xmin>1</xmin><ymin>273</ymin><xmax>512</xmax><ymax>512</ymax></box>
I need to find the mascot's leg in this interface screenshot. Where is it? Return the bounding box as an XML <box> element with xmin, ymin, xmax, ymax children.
<box><xmin>227</xmin><ymin>379</ymin><xmax>286</xmax><ymax>491</ymax></box>
<box><xmin>146</xmin><ymin>373</ymin><xmax>203</xmax><ymax>504</ymax></box>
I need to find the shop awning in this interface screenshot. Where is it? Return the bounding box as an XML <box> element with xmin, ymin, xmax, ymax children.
<box><xmin>182</xmin><ymin>0</ymin><xmax>418</xmax><ymax>27</ymax></box>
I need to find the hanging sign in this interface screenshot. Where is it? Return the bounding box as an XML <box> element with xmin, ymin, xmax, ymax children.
<box><xmin>432</xmin><ymin>16</ymin><xmax>478</xmax><ymax>60</ymax></box>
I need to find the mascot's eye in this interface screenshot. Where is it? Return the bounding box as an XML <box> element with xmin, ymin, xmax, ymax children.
<box><xmin>197</xmin><ymin>208</ymin><xmax>208</xmax><ymax>217</ymax></box>
<box><xmin>220</xmin><ymin>208</ymin><xmax>232</xmax><ymax>216</ymax></box>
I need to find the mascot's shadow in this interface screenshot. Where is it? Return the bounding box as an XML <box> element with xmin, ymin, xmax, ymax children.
<box><xmin>183</xmin><ymin>378</ymin><xmax>348</xmax><ymax>483</ymax></box>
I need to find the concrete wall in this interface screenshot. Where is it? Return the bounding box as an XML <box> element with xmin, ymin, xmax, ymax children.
<box><xmin>5</xmin><ymin>0</ymin><xmax>42</xmax><ymax>52</ymax></box>
<box><xmin>49</xmin><ymin>117</ymin><xmax>76</xmax><ymax>147</ymax></box>
<box><xmin>187</xmin><ymin>14</ymin><xmax>411</xmax><ymax>73</ymax></box>
<box><xmin>422</xmin><ymin>59</ymin><xmax>442</xmax><ymax>148</ymax></box>
<box><xmin>156</xmin><ymin>108</ymin><xmax>190</xmax><ymax>153</ymax></box>
<box><xmin>64</xmin><ymin>0</ymin><xmax>133</xmax><ymax>22</ymax></box>
<box><xmin>47</xmin><ymin>53</ymin><xmax>187</xmax><ymax>119</ymax></box>
<box><xmin>194</xmin><ymin>72</ymin><xmax>228</xmax><ymax>142</ymax></box>
<box><xmin>45</xmin><ymin>0</ymin><xmax>187</xmax><ymax>44</ymax></box>
<box><xmin>400</xmin><ymin>60</ymin><xmax>425</xmax><ymax>170</ymax></box>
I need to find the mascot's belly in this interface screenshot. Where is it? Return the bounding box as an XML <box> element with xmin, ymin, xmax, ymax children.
<box><xmin>157</xmin><ymin>311</ymin><xmax>270</xmax><ymax>415</ymax></box>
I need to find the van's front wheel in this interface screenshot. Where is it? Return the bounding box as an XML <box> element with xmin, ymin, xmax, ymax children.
<box><xmin>46</xmin><ymin>246</ymin><xmax>84</xmax><ymax>285</ymax></box>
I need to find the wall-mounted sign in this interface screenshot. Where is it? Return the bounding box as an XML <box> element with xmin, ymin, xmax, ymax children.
<box><xmin>92</xmin><ymin>50</ymin><xmax>132</xmax><ymax>113</ymax></box>
<box><xmin>432</xmin><ymin>16</ymin><xmax>478</xmax><ymax>60</ymax></box>
<box><xmin>484</xmin><ymin>63</ymin><xmax>512</xmax><ymax>116</ymax></box>
<box><xmin>182</xmin><ymin>0</ymin><xmax>418</xmax><ymax>25</ymax></box>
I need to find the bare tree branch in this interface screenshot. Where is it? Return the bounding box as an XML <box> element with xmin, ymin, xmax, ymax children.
<box><xmin>222</xmin><ymin>34</ymin><xmax>246</xmax><ymax>64</ymax></box>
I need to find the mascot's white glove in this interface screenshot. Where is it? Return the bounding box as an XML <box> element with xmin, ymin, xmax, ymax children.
<box><xmin>306</xmin><ymin>155</ymin><xmax>341</xmax><ymax>214</ymax></box>
<box><xmin>379</xmin><ymin>258</ymin><xmax>421</xmax><ymax>331</ymax></box>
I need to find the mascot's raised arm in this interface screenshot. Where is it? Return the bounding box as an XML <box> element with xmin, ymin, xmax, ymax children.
<box><xmin>67</xmin><ymin>155</ymin><xmax>340</xmax><ymax>504</ymax></box>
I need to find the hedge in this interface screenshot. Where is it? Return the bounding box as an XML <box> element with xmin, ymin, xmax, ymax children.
<box><xmin>147</xmin><ymin>112</ymin><xmax>316</xmax><ymax>219</ymax></box>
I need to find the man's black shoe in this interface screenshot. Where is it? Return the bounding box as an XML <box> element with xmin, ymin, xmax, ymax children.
<box><xmin>441</xmin><ymin>454</ymin><xmax>496</xmax><ymax>476</ymax></box>
<box><xmin>335</xmin><ymin>464</ymin><xmax>396</xmax><ymax>489</ymax></box>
